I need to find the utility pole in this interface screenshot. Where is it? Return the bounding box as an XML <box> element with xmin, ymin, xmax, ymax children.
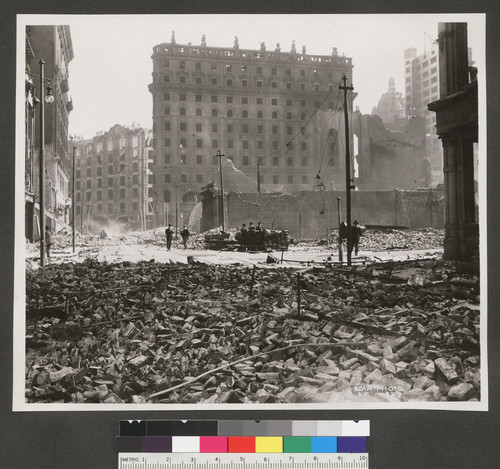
<box><xmin>175</xmin><ymin>181</ymin><xmax>179</xmax><ymax>239</ymax></box>
<box><xmin>71</xmin><ymin>139</ymin><xmax>76</xmax><ymax>252</ymax></box>
<box><xmin>337</xmin><ymin>196</ymin><xmax>343</xmax><ymax>263</ymax></box>
<box><xmin>216</xmin><ymin>149</ymin><xmax>225</xmax><ymax>230</ymax></box>
<box><xmin>257</xmin><ymin>157</ymin><xmax>261</xmax><ymax>193</ymax></box>
<box><xmin>339</xmin><ymin>75</ymin><xmax>354</xmax><ymax>266</ymax></box>
<box><xmin>80</xmin><ymin>181</ymin><xmax>85</xmax><ymax>234</ymax></box>
<box><xmin>39</xmin><ymin>60</ymin><xmax>46</xmax><ymax>266</ymax></box>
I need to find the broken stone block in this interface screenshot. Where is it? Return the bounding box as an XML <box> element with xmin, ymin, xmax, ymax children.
<box><xmin>449</xmin><ymin>356</ymin><xmax>464</xmax><ymax>375</ymax></box>
<box><xmin>424</xmin><ymin>385</ymin><xmax>442</xmax><ymax>401</ymax></box>
<box><xmin>382</xmin><ymin>344</ymin><xmax>395</xmax><ymax>361</ymax></box>
<box><xmin>392</xmin><ymin>336</ymin><xmax>410</xmax><ymax>352</ymax></box>
<box><xmin>448</xmin><ymin>383</ymin><xmax>475</xmax><ymax>401</ymax></box>
<box><xmin>434</xmin><ymin>358</ymin><xmax>459</xmax><ymax>384</ymax></box>
<box><xmin>104</xmin><ymin>392</ymin><xmax>125</xmax><ymax>404</ymax></box>
<box><xmin>341</xmin><ymin>357</ymin><xmax>359</xmax><ymax>369</ymax></box>
<box><xmin>96</xmin><ymin>384</ymin><xmax>109</xmax><ymax>400</ymax></box>
<box><xmin>336</xmin><ymin>377</ymin><xmax>352</xmax><ymax>392</ymax></box>
<box><xmin>346</xmin><ymin>349</ymin><xmax>379</xmax><ymax>364</ymax></box>
<box><xmin>424</xmin><ymin>362</ymin><xmax>436</xmax><ymax>379</ymax></box>
<box><xmin>364</xmin><ymin>368</ymin><xmax>383</xmax><ymax>383</ymax></box>
<box><xmin>333</xmin><ymin>326</ymin><xmax>356</xmax><ymax>339</ymax></box>
<box><xmin>380</xmin><ymin>359</ymin><xmax>397</xmax><ymax>375</ymax></box>
<box><xmin>367</xmin><ymin>345</ymin><xmax>384</xmax><ymax>356</ymax></box>
<box><xmin>350</xmin><ymin>369</ymin><xmax>364</xmax><ymax>386</ymax></box>
<box><xmin>397</xmin><ymin>343</ymin><xmax>419</xmax><ymax>361</ymax></box>
<box><xmin>413</xmin><ymin>376</ymin><xmax>434</xmax><ymax>390</ymax></box>
<box><xmin>128</xmin><ymin>355</ymin><xmax>148</xmax><ymax>368</ymax></box>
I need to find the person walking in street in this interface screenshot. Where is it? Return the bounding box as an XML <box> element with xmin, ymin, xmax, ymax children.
<box><xmin>165</xmin><ymin>223</ymin><xmax>174</xmax><ymax>250</ymax></box>
<box><xmin>45</xmin><ymin>225</ymin><xmax>52</xmax><ymax>259</ymax></box>
<box><xmin>180</xmin><ymin>225</ymin><xmax>190</xmax><ymax>249</ymax></box>
<box><xmin>255</xmin><ymin>221</ymin><xmax>263</xmax><ymax>231</ymax></box>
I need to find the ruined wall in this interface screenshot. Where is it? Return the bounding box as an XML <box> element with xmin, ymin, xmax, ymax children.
<box><xmin>202</xmin><ymin>190</ymin><xmax>444</xmax><ymax>238</ymax></box>
<box><xmin>353</xmin><ymin>113</ymin><xmax>429</xmax><ymax>190</ymax></box>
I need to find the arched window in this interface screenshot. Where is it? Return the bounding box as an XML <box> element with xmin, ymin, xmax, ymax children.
<box><xmin>180</xmin><ymin>107</ymin><xmax>186</xmax><ymax>116</ymax></box>
<box><xmin>211</xmin><ymin>108</ymin><xmax>218</xmax><ymax>117</ymax></box>
<box><xmin>272</xmin><ymin>111</ymin><xmax>278</xmax><ymax>119</ymax></box>
<box><xmin>163</xmin><ymin>190</ymin><xmax>171</xmax><ymax>203</ymax></box>
<box><xmin>242</xmin><ymin>110</ymin><xmax>248</xmax><ymax>118</ymax></box>
<box><xmin>227</xmin><ymin>109</ymin><xmax>233</xmax><ymax>118</ymax></box>
<box><xmin>257</xmin><ymin>110</ymin><xmax>263</xmax><ymax>119</ymax></box>
<box><xmin>196</xmin><ymin>108</ymin><xmax>202</xmax><ymax>117</ymax></box>
<box><xmin>286</xmin><ymin>112</ymin><xmax>292</xmax><ymax>120</ymax></box>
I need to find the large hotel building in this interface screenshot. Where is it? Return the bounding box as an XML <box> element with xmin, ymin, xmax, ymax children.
<box><xmin>148</xmin><ymin>37</ymin><xmax>354</xmax><ymax>225</ymax></box>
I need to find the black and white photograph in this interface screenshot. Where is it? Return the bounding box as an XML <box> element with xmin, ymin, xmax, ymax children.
<box><xmin>15</xmin><ymin>13</ymin><xmax>487</xmax><ymax>410</ymax></box>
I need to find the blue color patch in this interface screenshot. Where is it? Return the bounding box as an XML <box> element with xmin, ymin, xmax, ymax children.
<box><xmin>311</xmin><ymin>437</ymin><xmax>337</xmax><ymax>453</ymax></box>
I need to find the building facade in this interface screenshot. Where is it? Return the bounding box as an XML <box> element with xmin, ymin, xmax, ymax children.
<box><xmin>73</xmin><ymin>125</ymin><xmax>153</xmax><ymax>233</ymax></box>
<box><xmin>25</xmin><ymin>25</ymin><xmax>74</xmax><ymax>240</ymax></box>
<box><xmin>148</xmin><ymin>36</ymin><xmax>354</xmax><ymax>227</ymax></box>
<box><xmin>404</xmin><ymin>44</ymin><xmax>442</xmax><ymax>185</ymax></box>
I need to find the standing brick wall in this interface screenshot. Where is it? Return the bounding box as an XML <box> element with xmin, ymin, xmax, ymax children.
<box><xmin>202</xmin><ymin>190</ymin><xmax>444</xmax><ymax>238</ymax></box>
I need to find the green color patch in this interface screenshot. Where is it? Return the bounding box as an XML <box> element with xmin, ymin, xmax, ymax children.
<box><xmin>283</xmin><ymin>437</ymin><xmax>311</xmax><ymax>453</ymax></box>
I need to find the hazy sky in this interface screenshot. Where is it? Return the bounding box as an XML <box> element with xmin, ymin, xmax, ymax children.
<box><xmin>22</xmin><ymin>14</ymin><xmax>485</xmax><ymax>139</ymax></box>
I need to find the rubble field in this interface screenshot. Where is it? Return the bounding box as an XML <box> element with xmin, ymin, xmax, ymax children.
<box><xmin>25</xmin><ymin>255</ymin><xmax>480</xmax><ymax>404</ymax></box>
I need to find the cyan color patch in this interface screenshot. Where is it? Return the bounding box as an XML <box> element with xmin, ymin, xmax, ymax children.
<box><xmin>311</xmin><ymin>437</ymin><xmax>337</xmax><ymax>453</ymax></box>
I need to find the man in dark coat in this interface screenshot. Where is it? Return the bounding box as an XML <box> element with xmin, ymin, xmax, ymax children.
<box><xmin>165</xmin><ymin>223</ymin><xmax>174</xmax><ymax>250</ymax></box>
<box><xmin>349</xmin><ymin>220</ymin><xmax>363</xmax><ymax>256</ymax></box>
<box><xmin>180</xmin><ymin>225</ymin><xmax>190</xmax><ymax>249</ymax></box>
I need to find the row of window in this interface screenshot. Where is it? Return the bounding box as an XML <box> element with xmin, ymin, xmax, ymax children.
<box><xmin>163</xmin><ymin>59</ymin><xmax>336</xmax><ymax>79</ymax></box>
<box><xmin>74</xmin><ymin>175</ymin><xmax>143</xmax><ymax>189</ymax></box>
<box><xmin>158</xmin><ymin>153</ymin><xmax>317</xmax><ymax>168</ymax></box>
<box><xmin>160</xmin><ymin>107</ymin><xmax>319</xmax><ymax>121</ymax></box>
<box><xmin>75</xmin><ymin>137</ymin><xmax>140</xmax><ymax>156</ymax></box>
<box><xmin>162</xmin><ymin>93</ymin><xmax>324</xmax><ymax>107</ymax></box>
<box><xmin>76</xmin><ymin>187</ymin><xmax>144</xmax><ymax>201</ymax></box>
<box><xmin>76</xmin><ymin>165</ymin><xmax>140</xmax><ymax>178</ymax></box>
<box><xmin>161</xmin><ymin>74</ymin><xmax>334</xmax><ymax>90</ymax></box>
<box><xmin>75</xmin><ymin>150</ymin><xmax>140</xmax><ymax>167</ymax></box>
<box><xmin>75</xmin><ymin>203</ymin><xmax>139</xmax><ymax>215</ymax></box>
<box><xmin>162</xmin><ymin>121</ymin><xmax>310</xmax><ymax>136</ymax></box>
<box><xmin>161</xmin><ymin>137</ymin><xmax>310</xmax><ymax>151</ymax></box>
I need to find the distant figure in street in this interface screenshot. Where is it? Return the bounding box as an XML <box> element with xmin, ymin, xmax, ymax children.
<box><xmin>349</xmin><ymin>220</ymin><xmax>363</xmax><ymax>256</ymax></box>
<box><xmin>180</xmin><ymin>225</ymin><xmax>190</xmax><ymax>249</ymax></box>
<box><xmin>248</xmin><ymin>222</ymin><xmax>255</xmax><ymax>232</ymax></box>
<box><xmin>236</xmin><ymin>223</ymin><xmax>248</xmax><ymax>248</ymax></box>
<box><xmin>255</xmin><ymin>221</ymin><xmax>263</xmax><ymax>231</ymax></box>
<box><xmin>45</xmin><ymin>225</ymin><xmax>52</xmax><ymax>258</ymax></box>
<box><xmin>165</xmin><ymin>223</ymin><xmax>174</xmax><ymax>250</ymax></box>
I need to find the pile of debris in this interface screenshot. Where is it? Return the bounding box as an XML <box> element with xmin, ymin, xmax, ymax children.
<box><xmin>25</xmin><ymin>258</ymin><xmax>480</xmax><ymax>404</ymax></box>
<box><xmin>326</xmin><ymin>228</ymin><xmax>444</xmax><ymax>252</ymax></box>
<box><xmin>360</xmin><ymin>228</ymin><xmax>444</xmax><ymax>251</ymax></box>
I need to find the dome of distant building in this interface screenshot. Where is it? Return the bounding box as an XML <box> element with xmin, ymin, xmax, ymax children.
<box><xmin>372</xmin><ymin>77</ymin><xmax>406</xmax><ymax>126</ymax></box>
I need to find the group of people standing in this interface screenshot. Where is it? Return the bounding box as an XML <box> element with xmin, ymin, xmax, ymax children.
<box><xmin>165</xmin><ymin>224</ymin><xmax>191</xmax><ymax>250</ymax></box>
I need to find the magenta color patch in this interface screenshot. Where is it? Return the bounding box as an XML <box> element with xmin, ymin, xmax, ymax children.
<box><xmin>200</xmin><ymin>436</ymin><xmax>228</xmax><ymax>453</ymax></box>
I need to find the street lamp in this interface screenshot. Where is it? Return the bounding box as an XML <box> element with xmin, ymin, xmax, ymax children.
<box><xmin>71</xmin><ymin>137</ymin><xmax>76</xmax><ymax>253</ymax></box>
<box><xmin>38</xmin><ymin>59</ymin><xmax>54</xmax><ymax>266</ymax></box>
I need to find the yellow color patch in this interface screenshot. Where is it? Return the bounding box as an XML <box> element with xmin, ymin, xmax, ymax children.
<box><xmin>255</xmin><ymin>437</ymin><xmax>283</xmax><ymax>453</ymax></box>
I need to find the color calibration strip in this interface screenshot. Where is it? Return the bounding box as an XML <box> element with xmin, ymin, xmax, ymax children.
<box><xmin>118</xmin><ymin>421</ymin><xmax>369</xmax><ymax>454</ymax></box>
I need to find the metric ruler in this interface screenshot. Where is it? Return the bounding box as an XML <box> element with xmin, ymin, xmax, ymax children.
<box><xmin>118</xmin><ymin>453</ymin><xmax>369</xmax><ymax>469</ymax></box>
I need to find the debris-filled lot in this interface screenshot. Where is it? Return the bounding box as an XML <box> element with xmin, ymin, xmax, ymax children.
<box><xmin>25</xmin><ymin>252</ymin><xmax>480</xmax><ymax>404</ymax></box>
